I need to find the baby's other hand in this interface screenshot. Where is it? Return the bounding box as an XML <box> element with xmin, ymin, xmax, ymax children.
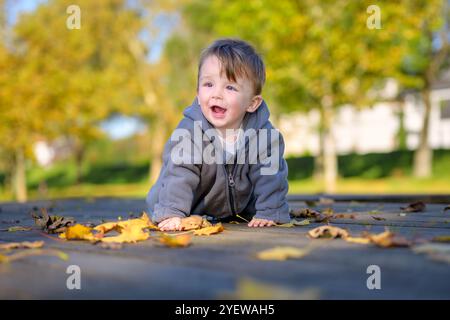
<box><xmin>248</xmin><ymin>218</ymin><xmax>276</xmax><ymax>228</ymax></box>
<box><xmin>158</xmin><ymin>217</ymin><xmax>182</xmax><ymax>231</ymax></box>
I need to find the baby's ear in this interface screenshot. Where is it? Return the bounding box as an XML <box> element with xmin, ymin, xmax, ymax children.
<box><xmin>246</xmin><ymin>95</ymin><xmax>263</xmax><ymax>113</ymax></box>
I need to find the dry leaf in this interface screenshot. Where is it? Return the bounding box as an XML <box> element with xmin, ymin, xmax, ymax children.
<box><xmin>345</xmin><ymin>237</ymin><xmax>371</xmax><ymax>244</ymax></box>
<box><xmin>0</xmin><ymin>249</ymin><xmax>68</xmax><ymax>264</ymax></box>
<box><xmin>6</xmin><ymin>226</ymin><xmax>32</xmax><ymax>232</ymax></box>
<box><xmin>59</xmin><ymin>224</ymin><xmax>97</xmax><ymax>241</ymax></box>
<box><xmin>193</xmin><ymin>223</ymin><xmax>224</xmax><ymax>236</ymax></box>
<box><xmin>256</xmin><ymin>246</ymin><xmax>311</xmax><ymax>261</ymax></box>
<box><xmin>332</xmin><ymin>214</ymin><xmax>356</xmax><ymax>219</ymax></box>
<box><xmin>292</xmin><ymin>219</ymin><xmax>310</xmax><ymax>226</ymax></box>
<box><xmin>31</xmin><ymin>208</ymin><xmax>75</xmax><ymax>234</ymax></box>
<box><xmin>400</xmin><ymin>201</ymin><xmax>426</xmax><ymax>213</ymax></box>
<box><xmin>444</xmin><ymin>205</ymin><xmax>450</xmax><ymax>213</ymax></box>
<box><xmin>432</xmin><ymin>236</ymin><xmax>450</xmax><ymax>243</ymax></box>
<box><xmin>371</xmin><ymin>216</ymin><xmax>386</xmax><ymax>221</ymax></box>
<box><xmin>219</xmin><ymin>278</ymin><xmax>321</xmax><ymax>300</ymax></box>
<box><xmin>159</xmin><ymin>233</ymin><xmax>192</xmax><ymax>247</ymax></box>
<box><xmin>180</xmin><ymin>215</ymin><xmax>211</xmax><ymax>230</ymax></box>
<box><xmin>413</xmin><ymin>243</ymin><xmax>450</xmax><ymax>264</ymax></box>
<box><xmin>0</xmin><ymin>241</ymin><xmax>44</xmax><ymax>250</ymax></box>
<box><xmin>289</xmin><ymin>208</ymin><xmax>330</xmax><ymax>223</ymax></box>
<box><xmin>366</xmin><ymin>230</ymin><xmax>410</xmax><ymax>248</ymax></box>
<box><xmin>100</xmin><ymin>224</ymin><xmax>149</xmax><ymax>243</ymax></box>
<box><xmin>308</xmin><ymin>225</ymin><xmax>349</xmax><ymax>239</ymax></box>
<box><xmin>276</xmin><ymin>222</ymin><xmax>295</xmax><ymax>228</ymax></box>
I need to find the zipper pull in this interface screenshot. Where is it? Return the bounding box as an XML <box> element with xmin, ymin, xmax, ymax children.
<box><xmin>228</xmin><ymin>173</ymin><xmax>235</xmax><ymax>187</ymax></box>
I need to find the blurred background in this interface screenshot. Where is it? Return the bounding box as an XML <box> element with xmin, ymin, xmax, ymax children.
<box><xmin>0</xmin><ymin>0</ymin><xmax>449</xmax><ymax>203</ymax></box>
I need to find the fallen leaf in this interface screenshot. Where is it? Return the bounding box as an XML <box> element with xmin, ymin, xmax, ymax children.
<box><xmin>59</xmin><ymin>224</ymin><xmax>97</xmax><ymax>241</ymax></box>
<box><xmin>0</xmin><ymin>241</ymin><xmax>44</xmax><ymax>250</ymax></box>
<box><xmin>332</xmin><ymin>214</ymin><xmax>356</xmax><ymax>219</ymax></box>
<box><xmin>366</xmin><ymin>230</ymin><xmax>410</xmax><ymax>248</ymax></box>
<box><xmin>345</xmin><ymin>237</ymin><xmax>371</xmax><ymax>244</ymax></box>
<box><xmin>400</xmin><ymin>201</ymin><xmax>426</xmax><ymax>213</ymax></box>
<box><xmin>193</xmin><ymin>223</ymin><xmax>224</xmax><ymax>236</ymax></box>
<box><xmin>444</xmin><ymin>205</ymin><xmax>450</xmax><ymax>213</ymax></box>
<box><xmin>219</xmin><ymin>278</ymin><xmax>321</xmax><ymax>300</ymax></box>
<box><xmin>159</xmin><ymin>233</ymin><xmax>192</xmax><ymax>247</ymax></box>
<box><xmin>371</xmin><ymin>216</ymin><xmax>386</xmax><ymax>221</ymax></box>
<box><xmin>305</xmin><ymin>200</ymin><xmax>317</xmax><ymax>207</ymax></box>
<box><xmin>100</xmin><ymin>224</ymin><xmax>149</xmax><ymax>243</ymax></box>
<box><xmin>94</xmin><ymin>212</ymin><xmax>155</xmax><ymax>234</ymax></box>
<box><xmin>256</xmin><ymin>246</ymin><xmax>311</xmax><ymax>261</ymax></box>
<box><xmin>308</xmin><ymin>225</ymin><xmax>349</xmax><ymax>239</ymax></box>
<box><xmin>0</xmin><ymin>249</ymin><xmax>68</xmax><ymax>264</ymax></box>
<box><xmin>289</xmin><ymin>208</ymin><xmax>330</xmax><ymax>223</ymax></box>
<box><xmin>412</xmin><ymin>243</ymin><xmax>450</xmax><ymax>264</ymax></box>
<box><xmin>291</xmin><ymin>219</ymin><xmax>310</xmax><ymax>226</ymax></box>
<box><xmin>31</xmin><ymin>208</ymin><xmax>75</xmax><ymax>234</ymax></box>
<box><xmin>276</xmin><ymin>222</ymin><xmax>295</xmax><ymax>228</ymax></box>
<box><xmin>432</xmin><ymin>236</ymin><xmax>450</xmax><ymax>243</ymax></box>
<box><xmin>6</xmin><ymin>226</ymin><xmax>32</xmax><ymax>232</ymax></box>
<box><xmin>180</xmin><ymin>215</ymin><xmax>211</xmax><ymax>230</ymax></box>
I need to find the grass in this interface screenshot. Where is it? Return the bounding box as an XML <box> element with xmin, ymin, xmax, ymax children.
<box><xmin>1</xmin><ymin>149</ymin><xmax>449</xmax><ymax>202</ymax></box>
<box><xmin>1</xmin><ymin>177</ymin><xmax>449</xmax><ymax>202</ymax></box>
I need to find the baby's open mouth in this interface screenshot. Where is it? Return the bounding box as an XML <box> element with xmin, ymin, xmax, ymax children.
<box><xmin>211</xmin><ymin>105</ymin><xmax>227</xmax><ymax>114</ymax></box>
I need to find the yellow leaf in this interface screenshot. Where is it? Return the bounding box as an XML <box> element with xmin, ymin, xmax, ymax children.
<box><xmin>345</xmin><ymin>237</ymin><xmax>371</xmax><ymax>244</ymax></box>
<box><xmin>256</xmin><ymin>246</ymin><xmax>311</xmax><ymax>261</ymax></box>
<box><xmin>292</xmin><ymin>219</ymin><xmax>310</xmax><ymax>226</ymax></box>
<box><xmin>193</xmin><ymin>223</ymin><xmax>224</xmax><ymax>236</ymax></box>
<box><xmin>7</xmin><ymin>226</ymin><xmax>32</xmax><ymax>232</ymax></box>
<box><xmin>276</xmin><ymin>222</ymin><xmax>295</xmax><ymax>228</ymax></box>
<box><xmin>0</xmin><ymin>241</ymin><xmax>44</xmax><ymax>250</ymax></box>
<box><xmin>60</xmin><ymin>224</ymin><xmax>96</xmax><ymax>241</ymax></box>
<box><xmin>94</xmin><ymin>212</ymin><xmax>156</xmax><ymax>234</ymax></box>
<box><xmin>181</xmin><ymin>215</ymin><xmax>211</xmax><ymax>230</ymax></box>
<box><xmin>367</xmin><ymin>230</ymin><xmax>410</xmax><ymax>248</ymax></box>
<box><xmin>100</xmin><ymin>224</ymin><xmax>149</xmax><ymax>243</ymax></box>
<box><xmin>159</xmin><ymin>233</ymin><xmax>192</xmax><ymax>247</ymax></box>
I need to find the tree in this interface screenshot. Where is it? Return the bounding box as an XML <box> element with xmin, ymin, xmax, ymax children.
<box><xmin>180</xmin><ymin>0</ymin><xmax>412</xmax><ymax>192</ymax></box>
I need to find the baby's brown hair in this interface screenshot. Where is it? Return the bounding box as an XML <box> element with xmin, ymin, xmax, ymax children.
<box><xmin>198</xmin><ymin>38</ymin><xmax>266</xmax><ymax>95</ymax></box>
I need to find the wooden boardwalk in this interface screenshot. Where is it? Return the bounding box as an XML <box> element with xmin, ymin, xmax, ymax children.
<box><xmin>0</xmin><ymin>196</ymin><xmax>449</xmax><ymax>299</ymax></box>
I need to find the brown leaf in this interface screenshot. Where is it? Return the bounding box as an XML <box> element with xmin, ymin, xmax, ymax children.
<box><xmin>180</xmin><ymin>215</ymin><xmax>211</xmax><ymax>230</ymax></box>
<box><xmin>332</xmin><ymin>214</ymin><xmax>356</xmax><ymax>219</ymax></box>
<box><xmin>159</xmin><ymin>233</ymin><xmax>192</xmax><ymax>247</ymax></box>
<box><xmin>444</xmin><ymin>205</ymin><xmax>450</xmax><ymax>213</ymax></box>
<box><xmin>31</xmin><ymin>208</ymin><xmax>75</xmax><ymax>234</ymax></box>
<box><xmin>256</xmin><ymin>246</ymin><xmax>311</xmax><ymax>261</ymax></box>
<box><xmin>308</xmin><ymin>225</ymin><xmax>349</xmax><ymax>239</ymax></box>
<box><xmin>0</xmin><ymin>241</ymin><xmax>44</xmax><ymax>250</ymax></box>
<box><xmin>6</xmin><ymin>226</ymin><xmax>32</xmax><ymax>232</ymax></box>
<box><xmin>366</xmin><ymin>230</ymin><xmax>410</xmax><ymax>248</ymax></box>
<box><xmin>289</xmin><ymin>208</ymin><xmax>330</xmax><ymax>223</ymax></box>
<box><xmin>371</xmin><ymin>216</ymin><xmax>386</xmax><ymax>221</ymax></box>
<box><xmin>400</xmin><ymin>201</ymin><xmax>426</xmax><ymax>213</ymax></box>
<box><xmin>193</xmin><ymin>223</ymin><xmax>224</xmax><ymax>236</ymax></box>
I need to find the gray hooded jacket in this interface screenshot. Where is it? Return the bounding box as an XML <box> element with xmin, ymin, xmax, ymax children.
<box><xmin>146</xmin><ymin>98</ymin><xmax>290</xmax><ymax>224</ymax></box>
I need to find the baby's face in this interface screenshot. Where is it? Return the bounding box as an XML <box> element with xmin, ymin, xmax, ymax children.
<box><xmin>197</xmin><ymin>55</ymin><xmax>262</xmax><ymax>135</ymax></box>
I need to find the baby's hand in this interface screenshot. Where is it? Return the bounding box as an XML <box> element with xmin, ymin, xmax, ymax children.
<box><xmin>248</xmin><ymin>218</ymin><xmax>276</xmax><ymax>228</ymax></box>
<box><xmin>158</xmin><ymin>217</ymin><xmax>182</xmax><ymax>231</ymax></box>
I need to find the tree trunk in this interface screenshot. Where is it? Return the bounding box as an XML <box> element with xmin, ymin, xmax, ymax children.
<box><xmin>13</xmin><ymin>148</ymin><xmax>27</xmax><ymax>203</ymax></box>
<box><xmin>148</xmin><ymin>118</ymin><xmax>167</xmax><ymax>185</ymax></box>
<box><xmin>395</xmin><ymin>100</ymin><xmax>407</xmax><ymax>150</ymax></box>
<box><xmin>74</xmin><ymin>139</ymin><xmax>85</xmax><ymax>185</ymax></box>
<box><xmin>413</xmin><ymin>89</ymin><xmax>433</xmax><ymax>178</ymax></box>
<box><xmin>321</xmin><ymin>96</ymin><xmax>337</xmax><ymax>193</ymax></box>
<box><xmin>314</xmin><ymin>119</ymin><xmax>325</xmax><ymax>181</ymax></box>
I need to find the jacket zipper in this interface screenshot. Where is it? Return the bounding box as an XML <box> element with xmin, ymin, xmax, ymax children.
<box><xmin>225</xmin><ymin>164</ymin><xmax>236</xmax><ymax>215</ymax></box>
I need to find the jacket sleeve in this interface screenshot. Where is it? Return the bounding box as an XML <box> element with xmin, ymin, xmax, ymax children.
<box><xmin>248</xmin><ymin>126</ymin><xmax>291</xmax><ymax>224</ymax></box>
<box><xmin>150</xmin><ymin>129</ymin><xmax>202</xmax><ymax>224</ymax></box>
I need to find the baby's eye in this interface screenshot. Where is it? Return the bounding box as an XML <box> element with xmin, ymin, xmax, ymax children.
<box><xmin>203</xmin><ymin>82</ymin><xmax>213</xmax><ymax>87</ymax></box>
<box><xmin>226</xmin><ymin>85</ymin><xmax>237</xmax><ymax>91</ymax></box>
